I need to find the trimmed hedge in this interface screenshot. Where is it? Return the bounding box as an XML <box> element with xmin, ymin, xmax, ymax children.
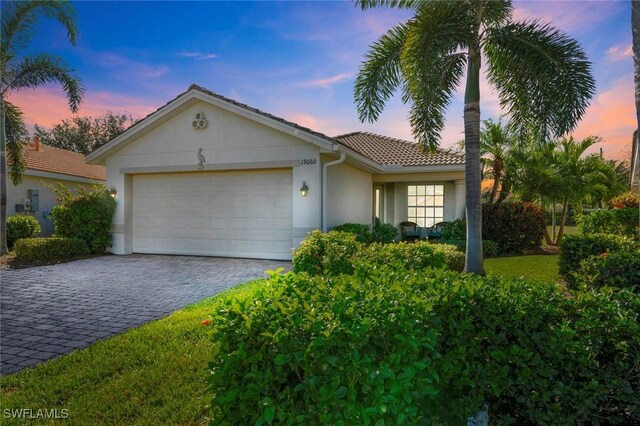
<box><xmin>576</xmin><ymin>208</ymin><xmax>639</xmax><ymax>238</ymax></box>
<box><xmin>208</xmin><ymin>268</ymin><xmax>640</xmax><ymax>424</ymax></box>
<box><xmin>438</xmin><ymin>239</ymin><xmax>500</xmax><ymax>258</ymax></box>
<box><xmin>442</xmin><ymin>202</ymin><xmax>546</xmax><ymax>255</ymax></box>
<box><xmin>50</xmin><ymin>185</ymin><xmax>117</xmax><ymax>253</ymax></box>
<box><xmin>559</xmin><ymin>233</ymin><xmax>635</xmax><ymax>288</ymax></box>
<box><xmin>14</xmin><ymin>237</ymin><xmax>90</xmax><ymax>263</ymax></box>
<box><xmin>482</xmin><ymin>202</ymin><xmax>546</xmax><ymax>254</ymax></box>
<box><xmin>6</xmin><ymin>215</ymin><xmax>40</xmax><ymax>247</ymax></box>
<box><xmin>575</xmin><ymin>250</ymin><xmax>640</xmax><ymax>292</ymax></box>
<box><xmin>292</xmin><ymin>231</ymin><xmax>463</xmax><ymax>276</ymax></box>
<box><xmin>332</xmin><ymin>219</ymin><xmax>397</xmax><ymax>244</ymax></box>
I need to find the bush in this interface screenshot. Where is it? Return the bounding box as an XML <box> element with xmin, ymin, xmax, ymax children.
<box><xmin>14</xmin><ymin>237</ymin><xmax>90</xmax><ymax>263</ymax></box>
<box><xmin>576</xmin><ymin>208</ymin><xmax>639</xmax><ymax>238</ymax></box>
<box><xmin>332</xmin><ymin>219</ymin><xmax>397</xmax><ymax>244</ymax></box>
<box><xmin>6</xmin><ymin>215</ymin><xmax>40</xmax><ymax>247</ymax></box>
<box><xmin>371</xmin><ymin>218</ymin><xmax>397</xmax><ymax>243</ymax></box>
<box><xmin>482</xmin><ymin>202</ymin><xmax>546</xmax><ymax>254</ymax></box>
<box><xmin>575</xmin><ymin>250</ymin><xmax>640</xmax><ymax>292</ymax></box>
<box><xmin>442</xmin><ymin>219</ymin><xmax>466</xmax><ymax>240</ymax></box>
<box><xmin>608</xmin><ymin>191</ymin><xmax>640</xmax><ymax>209</ymax></box>
<box><xmin>50</xmin><ymin>184</ymin><xmax>117</xmax><ymax>253</ymax></box>
<box><xmin>292</xmin><ymin>231</ymin><xmax>362</xmax><ymax>276</ymax></box>
<box><xmin>356</xmin><ymin>241</ymin><xmax>464</xmax><ymax>273</ymax></box>
<box><xmin>331</xmin><ymin>223</ymin><xmax>372</xmax><ymax>243</ymax></box>
<box><xmin>559</xmin><ymin>233</ymin><xmax>635</xmax><ymax>288</ymax></box>
<box><xmin>438</xmin><ymin>239</ymin><xmax>500</xmax><ymax>258</ymax></box>
<box><xmin>208</xmin><ymin>269</ymin><xmax>640</xmax><ymax>424</ymax></box>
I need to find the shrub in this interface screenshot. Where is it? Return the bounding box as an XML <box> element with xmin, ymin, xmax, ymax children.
<box><xmin>331</xmin><ymin>223</ymin><xmax>372</xmax><ymax>243</ymax></box>
<box><xmin>442</xmin><ymin>219</ymin><xmax>466</xmax><ymax>240</ymax></box>
<box><xmin>371</xmin><ymin>218</ymin><xmax>397</xmax><ymax>243</ymax></box>
<box><xmin>292</xmin><ymin>231</ymin><xmax>362</xmax><ymax>276</ymax></box>
<box><xmin>355</xmin><ymin>241</ymin><xmax>464</xmax><ymax>273</ymax></box>
<box><xmin>438</xmin><ymin>239</ymin><xmax>499</xmax><ymax>258</ymax></box>
<box><xmin>50</xmin><ymin>184</ymin><xmax>117</xmax><ymax>253</ymax></box>
<box><xmin>575</xmin><ymin>250</ymin><xmax>640</xmax><ymax>292</ymax></box>
<box><xmin>208</xmin><ymin>269</ymin><xmax>640</xmax><ymax>424</ymax></box>
<box><xmin>14</xmin><ymin>237</ymin><xmax>90</xmax><ymax>263</ymax></box>
<box><xmin>559</xmin><ymin>233</ymin><xmax>635</xmax><ymax>288</ymax></box>
<box><xmin>482</xmin><ymin>202</ymin><xmax>546</xmax><ymax>254</ymax></box>
<box><xmin>608</xmin><ymin>191</ymin><xmax>640</xmax><ymax>209</ymax></box>
<box><xmin>576</xmin><ymin>208</ymin><xmax>639</xmax><ymax>238</ymax></box>
<box><xmin>6</xmin><ymin>215</ymin><xmax>40</xmax><ymax>247</ymax></box>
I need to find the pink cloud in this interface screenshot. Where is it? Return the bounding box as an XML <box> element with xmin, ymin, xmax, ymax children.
<box><xmin>512</xmin><ymin>1</ymin><xmax>625</xmax><ymax>33</ymax></box>
<box><xmin>88</xmin><ymin>51</ymin><xmax>169</xmax><ymax>79</ymax></box>
<box><xmin>299</xmin><ymin>73</ymin><xmax>352</xmax><ymax>88</ymax></box>
<box><xmin>8</xmin><ymin>86</ymin><xmax>160</xmax><ymax>127</ymax></box>
<box><xmin>606</xmin><ymin>44</ymin><xmax>633</xmax><ymax>61</ymax></box>
<box><xmin>571</xmin><ymin>75</ymin><xmax>636</xmax><ymax>161</ymax></box>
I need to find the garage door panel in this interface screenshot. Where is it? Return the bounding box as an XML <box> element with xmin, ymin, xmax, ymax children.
<box><xmin>133</xmin><ymin>170</ymin><xmax>293</xmax><ymax>260</ymax></box>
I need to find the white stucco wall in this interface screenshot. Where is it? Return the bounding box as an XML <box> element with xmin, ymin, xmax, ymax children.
<box><xmin>325</xmin><ymin>162</ymin><xmax>373</xmax><ymax>228</ymax></box>
<box><xmin>102</xmin><ymin>100</ymin><xmax>324</xmax><ymax>254</ymax></box>
<box><xmin>7</xmin><ymin>174</ymin><xmax>101</xmax><ymax>237</ymax></box>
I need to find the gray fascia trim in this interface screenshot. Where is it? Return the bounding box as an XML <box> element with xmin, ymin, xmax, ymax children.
<box><xmin>120</xmin><ymin>160</ymin><xmax>301</xmax><ymax>174</ymax></box>
<box><xmin>380</xmin><ymin>164</ymin><xmax>465</xmax><ymax>173</ymax></box>
<box><xmin>25</xmin><ymin>169</ymin><xmax>104</xmax><ymax>184</ymax></box>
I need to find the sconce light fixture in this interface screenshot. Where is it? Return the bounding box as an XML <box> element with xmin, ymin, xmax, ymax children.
<box><xmin>300</xmin><ymin>181</ymin><xmax>309</xmax><ymax>197</ymax></box>
<box><xmin>109</xmin><ymin>186</ymin><xmax>117</xmax><ymax>198</ymax></box>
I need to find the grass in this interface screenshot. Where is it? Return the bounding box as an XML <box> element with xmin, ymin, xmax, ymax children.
<box><xmin>485</xmin><ymin>254</ymin><xmax>560</xmax><ymax>283</ymax></box>
<box><xmin>546</xmin><ymin>225</ymin><xmax>578</xmax><ymax>237</ymax></box>
<box><xmin>0</xmin><ymin>279</ymin><xmax>264</xmax><ymax>425</ymax></box>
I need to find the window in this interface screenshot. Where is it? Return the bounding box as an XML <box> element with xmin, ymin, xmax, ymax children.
<box><xmin>407</xmin><ymin>184</ymin><xmax>444</xmax><ymax>227</ymax></box>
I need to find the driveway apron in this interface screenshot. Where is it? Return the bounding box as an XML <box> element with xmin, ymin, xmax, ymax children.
<box><xmin>0</xmin><ymin>254</ymin><xmax>289</xmax><ymax>375</ymax></box>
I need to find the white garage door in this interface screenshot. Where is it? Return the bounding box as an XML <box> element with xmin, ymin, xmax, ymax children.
<box><xmin>132</xmin><ymin>169</ymin><xmax>293</xmax><ymax>260</ymax></box>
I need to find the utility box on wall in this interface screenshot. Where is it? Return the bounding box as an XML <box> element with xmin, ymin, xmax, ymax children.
<box><xmin>27</xmin><ymin>189</ymin><xmax>39</xmax><ymax>211</ymax></box>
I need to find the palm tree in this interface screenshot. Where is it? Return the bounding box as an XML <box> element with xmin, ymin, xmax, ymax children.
<box><xmin>354</xmin><ymin>0</ymin><xmax>594</xmax><ymax>273</ymax></box>
<box><xmin>0</xmin><ymin>0</ymin><xmax>84</xmax><ymax>254</ymax></box>
<box><xmin>479</xmin><ymin>119</ymin><xmax>515</xmax><ymax>204</ymax></box>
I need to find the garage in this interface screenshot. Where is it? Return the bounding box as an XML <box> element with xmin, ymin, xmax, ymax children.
<box><xmin>132</xmin><ymin>169</ymin><xmax>293</xmax><ymax>260</ymax></box>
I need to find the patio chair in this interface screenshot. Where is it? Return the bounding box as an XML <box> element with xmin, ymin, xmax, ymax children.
<box><xmin>426</xmin><ymin>221</ymin><xmax>449</xmax><ymax>240</ymax></box>
<box><xmin>400</xmin><ymin>221</ymin><xmax>424</xmax><ymax>242</ymax></box>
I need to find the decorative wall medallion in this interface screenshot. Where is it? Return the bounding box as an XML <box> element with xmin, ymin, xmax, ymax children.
<box><xmin>197</xmin><ymin>147</ymin><xmax>206</xmax><ymax>170</ymax></box>
<box><xmin>192</xmin><ymin>112</ymin><xmax>207</xmax><ymax>129</ymax></box>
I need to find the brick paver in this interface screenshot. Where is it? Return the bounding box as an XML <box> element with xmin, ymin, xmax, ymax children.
<box><xmin>0</xmin><ymin>255</ymin><xmax>289</xmax><ymax>375</ymax></box>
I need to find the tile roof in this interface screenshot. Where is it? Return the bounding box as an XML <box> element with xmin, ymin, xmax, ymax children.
<box><xmin>334</xmin><ymin>132</ymin><xmax>465</xmax><ymax>167</ymax></box>
<box><xmin>26</xmin><ymin>144</ymin><xmax>106</xmax><ymax>181</ymax></box>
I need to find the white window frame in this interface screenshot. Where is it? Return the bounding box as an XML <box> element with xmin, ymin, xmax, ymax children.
<box><xmin>407</xmin><ymin>184</ymin><xmax>444</xmax><ymax>227</ymax></box>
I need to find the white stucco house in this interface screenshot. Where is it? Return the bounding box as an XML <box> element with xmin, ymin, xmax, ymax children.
<box><xmin>9</xmin><ymin>139</ymin><xmax>106</xmax><ymax>236</ymax></box>
<box><xmin>86</xmin><ymin>85</ymin><xmax>465</xmax><ymax>260</ymax></box>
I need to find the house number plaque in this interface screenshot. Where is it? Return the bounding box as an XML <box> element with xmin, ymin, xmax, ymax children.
<box><xmin>301</xmin><ymin>158</ymin><xmax>317</xmax><ymax>165</ymax></box>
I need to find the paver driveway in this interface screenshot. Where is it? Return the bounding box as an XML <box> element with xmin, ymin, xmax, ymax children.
<box><xmin>0</xmin><ymin>254</ymin><xmax>290</xmax><ymax>375</ymax></box>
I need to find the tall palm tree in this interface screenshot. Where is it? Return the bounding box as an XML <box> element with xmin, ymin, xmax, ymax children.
<box><xmin>0</xmin><ymin>0</ymin><xmax>84</xmax><ymax>254</ymax></box>
<box><xmin>354</xmin><ymin>0</ymin><xmax>594</xmax><ymax>273</ymax></box>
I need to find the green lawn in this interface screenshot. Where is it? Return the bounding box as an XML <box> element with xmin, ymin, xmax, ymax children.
<box><xmin>546</xmin><ymin>225</ymin><xmax>578</xmax><ymax>237</ymax></box>
<box><xmin>485</xmin><ymin>254</ymin><xmax>560</xmax><ymax>283</ymax></box>
<box><xmin>0</xmin><ymin>280</ymin><xmax>262</xmax><ymax>426</ymax></box>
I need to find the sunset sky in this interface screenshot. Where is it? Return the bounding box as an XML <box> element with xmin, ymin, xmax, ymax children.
<box><xmin>9</xmin><ymin>0</ymin><xmax>636</xmax><ymax>161</ymax></box>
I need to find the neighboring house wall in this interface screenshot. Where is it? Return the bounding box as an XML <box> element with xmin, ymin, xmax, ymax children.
<box><xmin>8</xmin><ymin>173</ymin><xmax>100</xmax><ymax>236</ymax></box>
<box><xmin>325</xmin><ymin>162</ymin><xmax>373</xmax><ymax>228</ymax></box>
<box><xmin>103</xmin><ymin>100</ymin><xmax>323</xmax><ymax>255</ymax></box>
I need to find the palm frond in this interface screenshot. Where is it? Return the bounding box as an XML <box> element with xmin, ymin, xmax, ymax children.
<box><xmin>401</xmin><ymin>2</ymin><xmax>470</xmax><ymax>150</ymax></box>
<box><xmin>355</xmin><ymin>0</ymin><xmax>422</xmax><ymax>11</ymax></box>
<box><xmin>4</xmin><ymin>101</ymin><xmax>27</xmax><ymax>184</ymax></box>
<box><xmin>4</xmin><ymin>53</ymin><xmax>84</xmax><ymax>111</ymax></box>
<box><xmin>1</xmin><ymin>0</ymin><xmax>79</xmax><ymax>63</ymax></box>
<box><xmin>354</xmin><ymin>23</ymin><xmax>409</xmax><ymax>123</ymax></box>
<box><xmin>484</xmin><ymin>20</ymin><xmax>595</xmax><ymax>138</ymax></box>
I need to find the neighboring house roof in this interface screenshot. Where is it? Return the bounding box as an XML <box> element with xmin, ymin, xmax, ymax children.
<box><xmin>87</xmin><ymin>84</ymin><xmax>464</xmax><ymax>170</ymax></box>
<box><xmin>334</xmin><ymin>131</ymin><xmax>465</xmax><ymax>167</ymax></box>
<box><xmin>27</xmin><ymin>143</ymin><xmax>106</xmax><ymax>181</ymax></box>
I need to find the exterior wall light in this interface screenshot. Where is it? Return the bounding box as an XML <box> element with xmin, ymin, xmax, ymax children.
<box><xmin>300</xmin><ymin>181</ymin><xmax>309</xmax><ymax>197</ymax></box>
<box><xmin>109</xmin><ymin>186</ymin><xmax>117</xmax><ymax>198</ymax></box>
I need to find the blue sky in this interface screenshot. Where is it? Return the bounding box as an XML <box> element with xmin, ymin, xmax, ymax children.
<box><xmin>10</xmin><ymin>0</ymin><xmax>636</xmax><ymax>160</ymax></box>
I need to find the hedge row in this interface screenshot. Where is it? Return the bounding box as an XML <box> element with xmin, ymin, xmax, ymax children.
<box><xmin>6</xmin><ymin>215</ymin><xmax>40</xmax><ymax>247</ymax></box>
<box><xmin>208</xmin><ymin>268</ymin><xmax>640</xmax><ymax>424</ymax></box>
<box><xmin>332</xmin><ymin>219</ymin><xmax>397</xmax><ymax>244</ymax></box>
<box><xmin>13</xmin><ymin>237</ymin><xmax>90</xmax><ymax>263</ymax></box>
<box><xmin>292</xmin><ymin>231</ymin><xmax>464</xmax><ymax>276</ymax></box>
<box><xmin>576</xmin><ymin>207</ymin><xmax>639</xmax><ymax>239</ymax></box>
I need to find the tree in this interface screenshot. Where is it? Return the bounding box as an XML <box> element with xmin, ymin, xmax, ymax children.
<box><xmin>34</xmin><ymin>112</ymin><xmax>136</xmax><ymax>154</ymax></box>
<box><xmin>353</xmin><ymin>0</ymin><xmax>594</xmax><ymax>273</ymax></box>
<box><xmin>0</xmin><ymin>0</ymin><xmax>84</xmax><ymax>254</ymax></box>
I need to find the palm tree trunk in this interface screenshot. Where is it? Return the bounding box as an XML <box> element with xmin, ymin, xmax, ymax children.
<box><xmin>543</xmin><ymin>199</ymin><xmax>553</xmax><ymax>245</ymax></box>
<box><xmin>0</xmin><ymin>98</ymin><xmax>8</xmax><ymax>254</ymax></box>
<box><xmin>464</xmin><ymin>47</ymin><xmax>485</xmax><ymax>275</ymax></box>
<box><xmin>551</xmin><ymin>198</ymin><xmax>556</xmax><ymax>244</ymax></box>
<box><xmin>556</xmin><ymin>198</ymin><xmax>569</xmax><ymax>245</ymax></box>
<box><xmin>488</xmin><ymin>160</ymin><xmax>501</xmax><ymax>204</ymax></box>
